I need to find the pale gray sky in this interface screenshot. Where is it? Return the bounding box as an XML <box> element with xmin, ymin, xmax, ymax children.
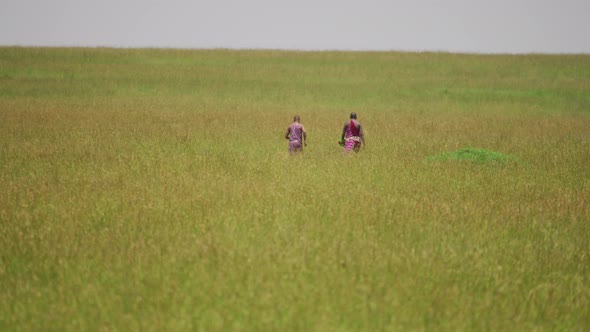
<box><xmin>1</xmin><ymin>0</ymin><xmax>589</xmax><ymax>54</ymax></box>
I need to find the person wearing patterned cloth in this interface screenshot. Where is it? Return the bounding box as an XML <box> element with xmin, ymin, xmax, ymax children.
<box><xmin>340</xmin><ymin>112</ymin><xmax>365</xmax><ymax>152</ymax></box>
<box><xmin>285</xmin><ymin>115</ymin><xmax>307</xmax><ymax>154</ymax></box>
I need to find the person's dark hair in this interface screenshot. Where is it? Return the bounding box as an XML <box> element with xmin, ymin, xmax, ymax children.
<box><xmin>294</xmin><ymin>115</ymin><xmax>300</xmax><ymax>122</ymax></box>
<box><xmin>350</xmin><ymin>112</ymin><xmax>357</xmax><ymax>119</ymax></box>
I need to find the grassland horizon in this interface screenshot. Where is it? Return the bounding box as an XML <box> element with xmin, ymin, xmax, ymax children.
<box><xmin>1</xmin><ymin>47</ymin><xmax>589</xmax><ymax>331</ymax></box>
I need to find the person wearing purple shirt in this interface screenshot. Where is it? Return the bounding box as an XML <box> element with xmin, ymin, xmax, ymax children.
<box><xmin>285</xmin><ymin>115</ymin><xmax>307</xmax><ymax>154</ymax></box>
<box><xmin>340</xmin><ymin>112</ymin><xmax>365</xmax><ymax>152</ymax></box>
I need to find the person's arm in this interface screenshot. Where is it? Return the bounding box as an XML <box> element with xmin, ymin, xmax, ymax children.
<box><xmin>285</xmin><ymin>127</ymin><xmax>291</xmax><ymax>140</ymax></box>
<box><xmin>359</xmin><ymin>124</ymin><xmax>365</xmax><ymax>147</ymax></box>
<box><xmin>302</xmin><ymin>126</ymin><xmax>307</xmax><ymax>146</ymax></box>
<box><xmin>341</xmin><ymin>123</ymin><xmax>348</xmax><ymax>141</ymax></box>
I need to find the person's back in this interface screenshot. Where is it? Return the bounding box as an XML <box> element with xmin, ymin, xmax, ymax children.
<box><xmin>346</xmin><ymin>119</ymin><xmax>361</xmax><ymax>137</ymax></box>
<box><xmin>289</xmin><ymin>123</ymin><xmax>304</xmax><ymax>143</ymax></box>
<box><xmin>341</xmin><ymin>112</ymin><xmax>365</xmax><ymax>152</ymax></box>
<box><xmin>285</xmin><ymin>115</ymin><xmax>307</xmax><ymax>154</ymax></box>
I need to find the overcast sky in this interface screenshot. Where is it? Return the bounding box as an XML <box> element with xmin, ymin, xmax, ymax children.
<box><xmin>1</xmin><ymin>0</ymin><xmax>589</xmax><ymax>54</ymax></box>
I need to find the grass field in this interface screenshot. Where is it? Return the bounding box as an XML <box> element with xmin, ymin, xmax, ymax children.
<box><xmin>1</xmin><ymin>47</ymin><xmax>589</xmax><ymax>331</ymax></box>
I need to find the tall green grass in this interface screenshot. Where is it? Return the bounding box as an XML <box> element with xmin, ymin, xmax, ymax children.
<box><xmin>1</xmin><ymin>47</ymin><xmax>589</xmax><ymax>331</ymax></box>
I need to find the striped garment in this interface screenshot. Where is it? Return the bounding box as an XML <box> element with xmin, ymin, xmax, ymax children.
<box><xmin>344</xmin><ymin>120</ymin><xmax>361</xmax><ymax>151</ymax></box>
<box><xmin>288</xmin><ymin>123</ymin><xmax>304</xmax><ymax>153</ymax></box>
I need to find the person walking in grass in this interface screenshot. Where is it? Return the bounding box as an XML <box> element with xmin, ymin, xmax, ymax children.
<box><xmin>340</xmin><ymin>112</ymin><xmax>365</xmax><ymax>152</ymax></box>
<box><xmin>285</xmin><ymin>115</ymin><xmax>307</xmax><ymax>154</ymax></box>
